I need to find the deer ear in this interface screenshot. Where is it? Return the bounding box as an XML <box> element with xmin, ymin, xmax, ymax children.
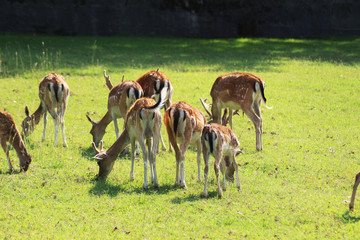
<box><xmin>25</xmin><ymin>106</ymin><xmax>30</xmax><ymax>117</ymax></box>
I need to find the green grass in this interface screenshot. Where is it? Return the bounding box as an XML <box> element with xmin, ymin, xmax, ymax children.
<box><xmin>0</xmin><ymin>33</ymin><xmax>360</xmax><ymax>239</ymax></box>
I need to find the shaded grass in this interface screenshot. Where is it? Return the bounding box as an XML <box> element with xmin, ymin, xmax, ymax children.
<box><xmin>0</xmin><ymin>33</ymin><xmax>360</xmax><ymax>239</ymax></box>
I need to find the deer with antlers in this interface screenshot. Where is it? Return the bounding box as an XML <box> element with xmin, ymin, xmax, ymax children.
<box><xmin>202</xmin><ymin>123</ymin><xmax>242</xmax><ymax>197</ymax></box>
<box><xmin>200</xmin><ymin>72</ymin><xmax>271</xmax><ymax>151</ymax></box>
<box><xmin>21</xmin><ymin>73</ymin><xmax>70</xmax><ymax>147</ymax></box>
<box><xmin>1</xmin><ymin>109</ymin><xmax>32</xmax><ymax>172</ymax></box>
<box><xmin>349</xmin><ymin>172</ymin><xmax>360</xmax><ymax>211</ymax></box>
<box><xmin>164</xmin><ymin>101</ymin><xmax>207</xmax><ymax>189</ymax></box>
<box><xmin>93</xmin><ymin>85</ymin><xmax>168</xmax><ymax>189</ymax></box>
<box><xmin>86</xmin><ymin>71</ymin><xmax>143</xmax><ymax>147</ymax></box>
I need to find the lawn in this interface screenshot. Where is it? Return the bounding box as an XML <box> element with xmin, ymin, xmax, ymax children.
<box><xmin>0</xmin><ymin>33</ymin><xmax>360</xmax><ymax>239</ymax></box>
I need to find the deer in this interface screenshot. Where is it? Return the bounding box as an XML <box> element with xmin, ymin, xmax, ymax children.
<box><xmin>202</xmin><ymin>123</ymin><xmax>242</xmax><ymax>198</ymax></box>
<box><xmin>86</xmin><ymin>70</ymin><xmax>143</xmax><ymax>147</ymax></box>
<box><xmin>349</xmin><ymin>172</ymin><xmax>360</xmax><ymax>211</ymax></box>
<box><xmin>92</xmin><ymin>85</ymin><xmax>168</xmax><ymax>189</ymax></box>
<box><xmin>21</xmin><ymin>73</ymin><xmax>70</xmax><ymax>147</ymax></box>
<box><xmin>0</xmin><ymin>109</ymin><xmax>32</xmax><ymax>172</ymax></box>
<box><xmin>163</xmin><ymin>101</ymin><xmax>207</xmax><ymax>189</ymax></box>
<box><xmin>200</xmin><ymin>72</ymin><xmax>271</xmax><ymax>151</ymax></box>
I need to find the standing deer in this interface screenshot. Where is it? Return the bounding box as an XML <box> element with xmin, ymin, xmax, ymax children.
<box><xmin>0</xmin><ymin>109</ymin><xmax>31</xmax><ymax>172</ymax></box>
<box><xmin>86</xmin><ymin>71</ymin><xmax>143</xmax><ymax>147</ymax></box>
<box><xmin>202</xmin><ymin>123</ymin><xmax>242</xmax><ymax>197</ymax></box>
<box><xmin>103</xmin><ymin>69</ymin><xmax>173</xmax><ymax>151</ymax></box>
<box><xmin>349</xmin><ymin>172</ymin><xmax>360</xmax><ymax>211</ymax></box>
<box><xmin>21</xmin><ymin>73</ymin><xmax>70</xmax><ymax>147</ymax></box>
<box><xmin>201</xmin><ymin>72</ymin><xmax>271</xmax><ymax>151</ymax></box>
<box><xmin>164</xmin><ymin>101</ymin><xmax>206</xmax><ymax>189</ymax></box>
<box><xmin>93</xmin><ymin>85</ymin><xmax>168</xmax><ymax>189</ymax></box>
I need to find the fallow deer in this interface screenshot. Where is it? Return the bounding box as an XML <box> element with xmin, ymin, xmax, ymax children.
<box><xmin>0</xmin><ymin>109</ymin><xmax>31</xmax><ymax>172</ymax></box>
<box><xmin>21</xmin><ymin>73</ymin><xmax>70</xmax><ymax>147</ymax></box>
<box><xmin>86</xmin><ymin>71</ymin><xmax>143</xmax><ymax>147</ymax></box>
<box><xmin>349</xmin><ymin>172</ymin><xmax>360</xmax><ymax>211</ymax></box>
<box><xmin>93</xmin><ymin>85</ymin><xmax>168</xmax><ymax>189</ymax></box>
<box><xmin>201</xmin><ymin>72</ymin><xmax>271</xmax><ymax>151</ymax></box>
<box><xmin>164</xmin><ymin>101</ymin><xmax>206</xmax><ymax>189</ymax></box>
<box><xmin>202</xmin><ymin>123</ymin><xmax>242</xmax><ymax>197</ymax></box>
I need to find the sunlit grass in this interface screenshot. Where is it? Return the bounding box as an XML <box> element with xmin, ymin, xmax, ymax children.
<box><xmin>0</xmin><ymin>33</ymin><xmax>360</xmax><ymax>239</ymax></box>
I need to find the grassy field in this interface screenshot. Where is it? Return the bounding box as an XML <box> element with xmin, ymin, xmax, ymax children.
<box><xmin>0</xmin><ymin>33</ymin><xmax>360</xmax><ymax>239</ymax></box>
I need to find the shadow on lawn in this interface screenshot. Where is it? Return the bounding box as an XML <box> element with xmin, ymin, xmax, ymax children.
<box><xmin>341</xmin><ymin>210</ymin><xmax>360</xmax><ymax>223</ymax></box>
<box><xmin>89</xmin><ymin>179</ymin><xmax>176</xmax><ymax>197</ymax></box>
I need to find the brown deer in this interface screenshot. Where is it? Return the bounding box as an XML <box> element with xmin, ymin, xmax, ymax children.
<box><xmin>164</xmin><ymin>101</ymin><xmax>206</xmax><ymax>189</ymax></box>
<box><xmin>202</xmin><ymin>123</ymin><xmax>242</xmax><ymax>197</ymax></box>
<box><xmin>349</xmin><ymin>172</ymin><xmax>360</xmax><ymax>211</ymax></box>
<box><xmin>0</xmin><ymin>109</ymin><xmax>31</xmax><ymax>172</ymax></box>
<box><xmin>86</xmin><ymin>71</ymin><xmax>143</xmax><ymax>147</ymax></box>
<box><xmin>200</xmin><ymin>72</ymin><xmax>271</xmax><ymax>151</ymax></box>
<box><xmin>102</xmin><ymin>69</ymin><xmax>173</xmax><ymax>151</ymax></box>
<box><xmin>93</xmin><ymin>85</ymin><xmax>168</xmax><ymax>189</ymax></box>
<box><xmin>21</xmin><ymin>73</ymin><xmax>70</xmax><ymax>147</ymax></box>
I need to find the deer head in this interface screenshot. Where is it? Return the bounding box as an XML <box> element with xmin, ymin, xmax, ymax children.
<box><xmin>21</xmin><ymin>106</ymin><xmax>36</xmax><ymax>137</ymax></box>
<box><xmin>199</xmin><ymin>98</ymin><xmax>239</xmax><ymax>126</ymax></box>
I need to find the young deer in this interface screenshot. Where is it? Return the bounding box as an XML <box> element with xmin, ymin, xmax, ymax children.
<box><xmin>202</xmin><ymin>123</ymin><xmax>242</xmax><ymax>197</ymax></box>
<box><xmin>164</xmin><ymin>101</ymin><xmax>207</xmax><ymax>189</ymax></box>
<box><xmin>201</xmin><ymin>72</ymin><xmax>271</xmax><ymax>151</ymax></box>
<box><xmin>136</xmin><ymin>70</ymin><xmax>174</xmax><ymax>151</ymax></box>
<box><xmin>86</xmin><ymin>71</ymin><xmax>143</xmax><ymax>147</ymax></box>
<box><xmin>21</xmin><ymin>73</ymin><xmax>70</xmax><ymax>147</ymax></box>
<box><xmin>0</xmin><ymin>109</ymin><xmax>31</xmax><ymax>172</ymax></box>
<box><xmin>349</xmin><ymin>172</ymin><xmax>360</xmax><ymax>211</ymax></box>
<box><xmin>93</xmin><ymin>86</ymin><xmax>168</xmax><ymax>189</ymax></box>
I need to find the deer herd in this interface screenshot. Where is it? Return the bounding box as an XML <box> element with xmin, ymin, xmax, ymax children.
<box><xmin>1</xmin><ymin>70</ymin><xmax>359</xmax><ymax>205</ymax></box>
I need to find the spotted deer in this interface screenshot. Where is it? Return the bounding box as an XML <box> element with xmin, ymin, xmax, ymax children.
<box><xmin>202</xmin><ymin>123</ymin><xmax>242</xmax><ymax>197</ymax></box>
<box><xmin>164</xmin><ymin>101</ymin><xmax>206</xmax><ymax>189</ymax></box>
<box><xmin>86</xmin><ymin>71</ymin><xmax>143</xmax><ymax>147</ymax></box>
<box><xmin>93</xmin><ymin>85</ymin><xmax>168</xmax><ymax>189</ymax></box>
<box><xmin>349</xmin><ymin>172</ymin><xmax>360</xmax><ymax>211</ymax></box>
<box><xmin>201</xmin><ymin>72</ymin><xmax>271</xmax><ymax>151</ymax></box>
<box><xmin>21</xmin><ymin>73</ymin><xmax>70</xmax><ymax>147</ymax></box>
<box><xmin>1</xmin><ymin>109</ymin><xmax>31</xmax><ymax>172</ymax></box>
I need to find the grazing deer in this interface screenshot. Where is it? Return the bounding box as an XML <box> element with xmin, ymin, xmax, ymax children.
<box><xmin>21</xmin><ymin>73</ymin><xmax>70</xmax><ymax>147</ymax></box>
<box><xmin>93</xmin><ymin>86</ymin><xmax>168</xmax><ymax>189</ymax></box>
<box><xmin>202</xmin><ymin>123</ymin><xmax>242</xmax><ymax>197</ymax></box>
<box><xmin>349</xmin><ymin>172</ymin><xmax>360</xmax><ymax>211</ymax></box>
<box><xmin>86</xmin><ymin>71</ymin><xmax>143</xmax><ymax>147</ymax></box>
<box><xmin>201</xmin><ymin>72</ymin><xmax>271</xmax><ymax>151</ymax></box>
<box><xmin>164</xmin><ymin>101</ymin><xmax>207</xmax><ymax>189</ymax></box>
<box><xmin>0</xmin><ymin>109</ymin><xmax>31</xmax><ymax>172</ymax></box>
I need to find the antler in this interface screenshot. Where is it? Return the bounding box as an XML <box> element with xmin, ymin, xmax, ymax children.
<box><xmin>92</xmin><ymin>140</ymin><xmax>104</xmax><ymax>154</ymax></box>
<box><xmin>121</xmin><ymin>75</ymin><xmax>124</xmax><ymax>82</ymax></box>
<box><xmin>199</xmin><ymin>97</ymin><xmax>212</xmax><ymax>118</ymax></box>
<box><xmin>104</xmin><ymin>70</ymin><xmax>113</xmax><ymax>90</ymax></box>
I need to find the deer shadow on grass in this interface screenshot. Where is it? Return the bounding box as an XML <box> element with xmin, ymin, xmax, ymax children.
<box><xmin>0</xmin><ymin>169</ymin><xmax>23</xmax><ymax>175</ymax></box>
<box><xmin>89</xmin><ymin>179</ymin><xmax>178</xmax><ymax>198</ymax></box>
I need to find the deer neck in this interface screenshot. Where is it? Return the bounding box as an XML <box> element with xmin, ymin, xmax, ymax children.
<box><xmin>98</xmin><ymin>111</ymin><xmax>113</xmax><ymax>129</ymax></box>
<box><xmin>106</xmin><ymin>129</ymin><xmax>130</xmax><ymax>158</ymax></box>
<box><xmin>32</xmin><ymin>103</ymin><xmax>45</xmax><ymax>125</ymax></box>
<box><xmin>9</xmin><ymin>127</ymin><xmax>26</xmax><ymax>158</ymax></box>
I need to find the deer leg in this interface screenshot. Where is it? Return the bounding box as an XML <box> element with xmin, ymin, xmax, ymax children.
<box><xmin>61</xmin><ymin>117</ymin><xmax>68</xmax><ymax>147</ymax></box>
<box><xmin>244</xmin><ymin>109</ymin><xmax>262</xmax><ymax>151</ymax></box>
<box><xmin>211</xmin><ymin>101</ymin><xmax>222</xmax><ymax>124</ymax></box>
<box><xmin>112</xmin><ymin>112</ymin><xmax>119</xmax><ymax>139</ymax></box>
<box><xmin>159</xmin><ymin>133</ymin><xmax>167</xmax><ymax>151</ymax></box>
<box><xmin>229</xmin><ymin>109</ymin><xmax>233</xmax><ymax>129</ymax></box>
<box><xmin>233</xmin><ymin>153</ymin><xmax>241</xmax><ymax>191</ymax></box>
<box><xmin>196</xmin><ymin>140</ymin><xmax>202</xmax><ymax>182</ymax></box>
<box><xmin>53</xmin><ymin>115</ymin><xmax>59</xmax><ymax>147</ymax></box>
<box><xmin>42</xmin><ymin>111</ymin><xmax>47</xmax><ymax>142</ymax></box>
<box><xmin>203</xmin><ymin>148</ymin><xmax>210</xmax><ymax>197</ymax></box>
<box><xmin>214</xmin><ymin>151</ymin><xmax>223</xmax><ymax>197</ymax></box>
<box><xmin>139</xmin><ymin>140</ymin><xmax>148</xmax><ymax>189</ymax></box>
<box><xmin>350</xmin><ymin>172</ymin><xmax>360</xmax><ymax>211</ymax></box>
<box><xmin>1</xmin><ymin>140</ymin><xmax>13</xmax><ymax>172</ymax></box>
<box><xmin>151</xmin><ymin>137</ymin><xmax>159</xmax><ymax>188</ymax></box>
<box><xmin>179</xmin><ymin>136</ymin><xmax>191</xmax><ymax>189</ymax></box>
<box><xmin>221</xmin><ymin>160</ymin><xmax>227</xmax><ymax>191</ymax></box>
<box><xmin>253</xmin><ymin>102</ymin><xmax>263</xmax><ymax>150</ymax></box>
<box><xmin>130</xmin><ymin>139</ymin><xmax>136</xmax><ymax>181</ymax></box>
<box><xmin>146</xmin><ymin>138</ymin><xmax>155</xmax><ymax>183</ymax></box>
